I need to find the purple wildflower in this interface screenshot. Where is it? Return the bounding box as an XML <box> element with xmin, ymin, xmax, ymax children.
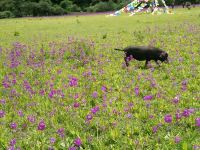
<box><xmin>146</xmin><ymin>103</ymin><xmax>151</xmax><ymax>108</ymax></box>
<box><xmin>50</xmin><ymin>137</ymin><xmax>56</xmax><ymax>144</ymax></box>
<box><xmin>149</xmin><ymin>114</ymin><xmax>154</xmax><ymax>119</ymax></box>
<box><xmin>23</xmin><ymin>80</ymin><xmax>34</xmax><ymax>94</ymax></box>
<box><xmin>152</xmin><ymin>126</ymin><xmax>158</xmax><ymax>133</ymax></box>
<box><xmin>57</xmin><ymin>128</ymin><xmax>65</xmax><ymax>137</ymax></box>
<box><xmin>74</xmin><ymin>138</ymin><xmax>82</xmax><ymax>147</ymax></box>
<box><xmin>18</xmin><ymin>110</ymin><xmax>23</xmax><ymax>117</ymax></box>
<box><xmin>128</xmin><ymin>102</ymin><xmax>134</xmax><ymax>108</ymax></box>
<box><xmin>39</xmin><ymin>90</ymin><xmax>45</xmax><ymax>96</ymax></box>
<box><xmin>74</xmin><ymin>93</ymin><xmax>79</xmax><ymax>99</ymax></box>
<box><xmin>175</xmin><ymin>113</ymin><xmax>182</xmax><ymax>121</ymax></box>
<box><xmin>48</xmin><ymin>90</ymin><xmax>56</xmax><ymax>98</ymax></box>
<box><xmin>174</xmin><ymin>136</ymin><xmax>181</xmax><ymax>143</ymax></box>
<box><xmin>91</xmin><ymin>106</ymin><xmax>99</xmax><ymax>114</ymax></box>
<box><xmin>182</xmin><ymin>80</ymin><xmax>187</xmax><ymax>86</ymax></box>
<box><xmin>27</xmin><ymin>115</ymin><xmax>36</xmax><ymax>123</ymax></box>
<box><xmin>181</xmin><ymin>80</ymin><xmax>187</xmax><ymax>91</ymax></box>
<box><xmin>0</xmin><ymin>110</ymin><xmax>5</xmax><ymax>118</ymax></box>
<box><xmin>8</xmin><ymin>146</ymin><xmax>15</xmax><ymax>150</ymax></box>
<box><xmin>143</xmin><ymin>95</ymin><xmax>153</xmax><ymax>101</ymax></box>
<box><xmin>10</xmin><ymin>138</ymin><xmax>16</xmax><ymax>146</ymax></box>
<box><xmin>193</xmin><ymin>145</ymin><xmax>200</xmax><ymax>150</ymax></box>
<box><xmin>164</xmin><ymin>114</ymin><xmax>172</xmax><ymax>123</ymax></box>
<box><xmin>69</xmin><ymin>77</ymin><xmax>78</xmax><ymax>87</ymax></box>
<box><xmin>37</xmin><ymin>120</ymin><xmax>46</xmax><ymax>130</ymax></box>
<box><xmin>92</xmin><ymin>91</ymin><xmax>98</xmax><ymax>98</ymax></box>
<box><xmin>172</xmin><ymin>96</ymin><xmax>179</xmax><ymax>104</ymax></box>
<box><xmin>182</xmin><ymin>109</ymin><xmax>190</xmax><ymax>117</ymax></box>
<box><xmin>12</xmin><ymin>79</ymin><xmax>17</xmax><ymax>84</ymax></box>
<box><xmin>73</xmin><ymin>102</ymin><xmax>80</xmax><ymax>108</ymax></box>
<box><xmin>134</xmin><ymin>87</ymin><xmax>139</xmax><ymax>96</ymax></box>
<box><xmin>0</xmin><ymin>99</ymin><xmax>6</xmax><ymax>104</ymax></box>
<box><xmin>195</xmin><ymin>118</ymin><xmax>200</xmax><ymax>127</ymax></box>
<box><xmin>68</xmin><ymin>146</ymin><xmax>77</xmax><ymax>150</ymax></box>
<box><xmin>2</xmin><ymin>80</ymin><xmax>10</xmax><ymax>88</ymax></box>
<box><xmin>10</xmin><ymin>122</ymin><xmax>17</xmax><ymax>129</ymax></box>
<box><xmin>188</xmin><ymin>108</ymin><xmax>195</xmax><ymax>114</ymax></box>
<box><xmin>126</xmin><ymin>113</ymin><xmax>132</xmax><ymax>119</ymax></box>
<box><xmin>101</xmin><ymin>86</ymin><xmax>107</xmax><ymax>92</ymax></box>
<box><xmin>86</xmin><ymin>114</ymin><xmax>93</xmax><ymax>121</ymax></box>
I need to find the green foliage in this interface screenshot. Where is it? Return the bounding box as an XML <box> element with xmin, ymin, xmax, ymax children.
<box><xmin>14</xmin><ymin>31</ymin><xmax>20</xmax><ymax>36</ymax></box>
<box><xmin>52</xmin><ymin>5</ymin><xmax>65</xmax><ymax>15</ymax></box>
<box><xmin>87</xmin><ymin>0</ymin><xmax>117</xmax><ymax>12</ymax></box>
<box><xmin>0</xmin><ymin>11</ymin><xmax>14</xmax><ymax>19</ymax></box>
<box><xmin>0</xmin><ymin>8</ymin><xmax>200</xmax><ymax>149</ymax></box>
<box><xmin>0</xmin><ymin>0</ymin><xmax>200</xmax><ymax>18</ymax></box>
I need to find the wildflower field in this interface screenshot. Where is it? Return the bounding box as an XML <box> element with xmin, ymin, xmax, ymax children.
<box><xmin>0</xmin><ymin>8</ymin><xmax>200</xmax><ymax>150</ymax></box>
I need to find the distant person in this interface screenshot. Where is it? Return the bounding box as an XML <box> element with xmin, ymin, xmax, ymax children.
<box><xmin>182</xmin><ymin>2</ymin><xmax>185</xmax><ymax>8</ymax></box>
<box><xmin>171</xmin><ymin>0</ymin><xmax>175</xmax><ymax>9</ymax></box>
<box><xmin>185</xmin><ymin>2</ymin><xmax>192</xmax><ymax>9</ymax></box>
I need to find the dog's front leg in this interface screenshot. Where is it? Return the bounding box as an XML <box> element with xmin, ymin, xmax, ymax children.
<box><xmin>145</xmin><ymin>60</ymin><xmax>149</xmax><ymax>67</ymax></box>
<box><xmin>155</xmin><ymin>60</ymin><xmax>160</xmax><ymax>66</ymax></box>
<box><xmin>124</xmin><ymin>57</ymin><xmax>129</xmax><ymax>67</ymax></box>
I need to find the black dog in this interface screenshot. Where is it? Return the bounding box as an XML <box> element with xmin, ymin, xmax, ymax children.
<box><xmin>115</xmin><ymin>46</ymin><xmax>169</xmax><ymax>67</ymax></box>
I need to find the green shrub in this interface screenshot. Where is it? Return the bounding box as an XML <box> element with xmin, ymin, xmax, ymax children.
<box><xmin>71</xmin><ymin>4</ymin><xmax>82</xmax><ymax>12</ymax></box>
<box><xmin>0</xmin><ymin>11</ymin><xmax>13</xmax><ymax>19</ymax></box>
<box><xmin>52</xmin><ymin>5</ymin><xmax>65</xmax><ymax>15</ymax></box>
<box><xmin>38</xmin><ymin>1</ymin><xmax>52</xmax><ymax>16</ymax></box>
<box><xmin>88</xmin><ymin>0</ymin><xmax>117</xmax><ymax>12</ymax></box>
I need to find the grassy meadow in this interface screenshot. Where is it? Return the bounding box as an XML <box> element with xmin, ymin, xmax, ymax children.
<box><xmin>0</xmin><ymin>8</ymin><xmax>200</xmax><ymax>149</ymax></box>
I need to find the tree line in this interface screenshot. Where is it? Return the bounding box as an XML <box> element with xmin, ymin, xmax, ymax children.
<box><xmin>0</xmin><ymin>0</ymin><xmax>199</xmax><ymax>18</ymax></box>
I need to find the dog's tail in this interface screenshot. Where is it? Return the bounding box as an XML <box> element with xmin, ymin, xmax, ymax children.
<box><xmin>114</xmin><ymin>48</ymin><xmax>125</xmax><ymax>51</ymax></box>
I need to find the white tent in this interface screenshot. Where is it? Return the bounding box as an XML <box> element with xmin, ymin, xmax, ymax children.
<box><xmin>108</xmin><ymin>0</ymin><xmax>171</xmax><ymax>16</ymax></box>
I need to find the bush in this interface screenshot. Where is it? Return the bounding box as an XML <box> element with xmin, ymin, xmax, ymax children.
<box><xmin>60</xmin><ymin>0</ymin><xmax>72</xmax><ymax>9</ymax></box>
<box><xmin>87</xmin><ymin>0</ymin><xmax>117</xmax><ymax>12</ymax></box>
<box><xmin>0</xmin><ymin>11</ymin><xmax>13</xmax><ymax>19</ymax></box>
<box><xmin>38</xmin><ymin>1</ymin><xmax>52</xmax><ymax>16</ymax></box>
<box><xmin>52</xmin><ymin>5</ymin><xmax>65</xmax><ymax>15</ymax></box>
<box><xmin>32</xmin><ymin>2</ymin><xmax>41</xmax><ymax>16</ymax></box>
<box><xmin>60</xmin><ymin>0</ymin><xmax>73</xmax><ymax>13</ymax></box>
<box><xmin>20</xmin><ymin>2</ymin><xmax>35</xmax><ymax>16</ymax></box>
<box><xmin>71</xmin><ymin>4</ymin><xmax>82</xmax><ymax>12</ymax></box>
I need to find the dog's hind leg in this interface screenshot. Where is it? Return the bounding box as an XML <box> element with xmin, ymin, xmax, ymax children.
<box><xmin>124</xmin><ymin>57</ymin><xmax>129</xmax><ymax>67</ymax></box>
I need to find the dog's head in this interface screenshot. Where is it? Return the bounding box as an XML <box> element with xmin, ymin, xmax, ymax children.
<box><xmin>159</xmin><ymin>52</ymin><xmax>169</xmax><ymax>63</ymax></box>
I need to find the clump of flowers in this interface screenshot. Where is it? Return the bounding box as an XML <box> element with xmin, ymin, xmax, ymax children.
<box><xmin>134</xmin><ymin>86</ymin><xmax>139</xmax><ymax>96</ymax></box>
<box><xmin>57</xmin><ymin>128</ymin><xmax>65</xmax><ymax>138</ymax></box>
<box><xmin>10</xmin><ymin>122</ymin><xmax>17</xmax><ymax>129</ymax></box>
<box><xmin>74</xmin><ymin>138</ymin><xmax>82</xmax><ymax>147</ymax></box>
<box><xmin>37</xmin><ymin>120</ymin><xmax>46</xmax><ymax>130</ymax></box>
<box><xmin>27</xmin><ymin>115</ymin><xmax>36</xmax><ymax>123</ymax></box>
<box><xmin>164</xmin><ymin>114</ymin><xmax>172</xmax><ymax>123</ymax></box>
<box><xmin>69</xmin><ymin>77</ymin><xmax>78</xmax><ymax>87</ymax></box>
<box><xmin>174</xmin><ymin>136</ymin><xmax>181</xmax><ymax>143</ymax></box>
<box><xmin>195</xmin><ymin>118</ymin><xmax>200</xmax><ymax>127</ymax></box>
<box><xmin>86</xmin><ymin>114</ymin><xmax>93</xmax><ymax>121</ymax></box>
<box><xmin>91</xmin><ymin>106</ymin><xmax>99</xmax><ymax>114</ymax></box>
<box><xmin>172</xmin><ymin>95</ymin><xmax>180</xmax><ymax>104</ymax></box>
<box><xmin>92</xmin><ymin>91</ymin><xmax>98</xmax><ymax>98</ymax></box>
<box><xmin>0</xmin><ymin>110</ymin><xmax>5</xmax><ymax>118</ymax></box>
<box><xmin>143</xmin><ymin>95</ymin><xmax>153</xmax><ymax>101</ymax></box>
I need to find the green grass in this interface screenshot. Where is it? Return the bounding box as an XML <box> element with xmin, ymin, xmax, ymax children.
<box><xmin>0</xmin><ymin>8</ymin><xmax>199</xmax><ymax>47</ymax></box>
<box><xmin>0</xmin><ymin>8</ymin><xmax>200</xmax><ymax>150</ymax></box>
